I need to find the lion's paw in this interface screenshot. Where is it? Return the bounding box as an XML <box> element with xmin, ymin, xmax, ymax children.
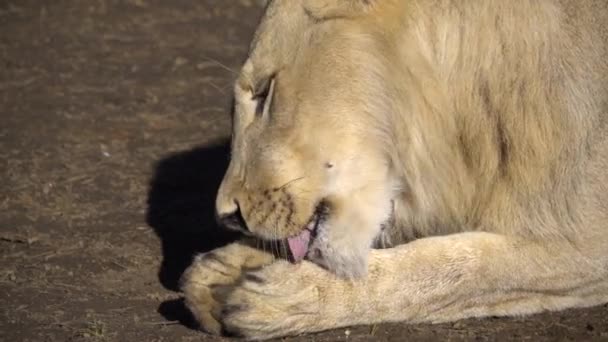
<box><xmin>216</xmin><ymin>261</ymin><xmax>329</xmax><ymax>340</ymax></box>
<box><xmin>181</xmin><ymin>250</ymin><xmax>250</xmax><ymax>335</ymax></box>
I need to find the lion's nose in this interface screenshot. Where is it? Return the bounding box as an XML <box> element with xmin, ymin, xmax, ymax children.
<box><xmin>217</xmin><ymin>201</ymin><xmax>250</xmax><ymax>233</ymax></box>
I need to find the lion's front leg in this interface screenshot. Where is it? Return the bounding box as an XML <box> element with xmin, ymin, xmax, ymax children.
<box><xmin>215</xmin><ymin>232</ymin><xmax>607</xmax><ymax>340</ymax></box>
<box><xmin>180</xmin><ymin>239</ymin><xmax>274</xmax><ymax>335</ymax></box>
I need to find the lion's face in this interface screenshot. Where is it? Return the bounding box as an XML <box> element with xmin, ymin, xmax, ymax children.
<box><xmin>216</xmin><ymin>0</ymin><xmax>398</xmax><ymax>278</ymax></box>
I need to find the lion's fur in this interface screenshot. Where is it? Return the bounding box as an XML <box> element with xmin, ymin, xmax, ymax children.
<box><xmin>182</xmin><ymin>0</ymin><xmax>608</xmax><ymax>338</ymax></box>
<box><xmin>216</xmin><ymin>0</ymin><xmax>608</xmax><ymax>274</ymax></box>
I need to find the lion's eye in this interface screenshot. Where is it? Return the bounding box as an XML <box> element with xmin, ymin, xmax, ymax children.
<box><xmin>252</xmin><ymin>77</ymin><xmax>275</xmax><ymax>116</ymax></box>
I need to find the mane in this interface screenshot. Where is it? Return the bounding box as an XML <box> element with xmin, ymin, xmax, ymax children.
<box><xmin>355</xmin><ymin>0</ymin><xmax>601</xmax><ymax>245</ymax></box>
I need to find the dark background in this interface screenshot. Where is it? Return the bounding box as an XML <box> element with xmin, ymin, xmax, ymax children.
<box><xmin>1</xmin><ymin>1</ymin><xmax>606</xmax><ymax>341</ymax></box>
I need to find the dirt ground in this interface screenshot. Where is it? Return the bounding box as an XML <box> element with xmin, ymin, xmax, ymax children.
<box><xmin>1</xmin><ymin>1</ymin><xmax>607</xmax><ymax>341</ymax></box>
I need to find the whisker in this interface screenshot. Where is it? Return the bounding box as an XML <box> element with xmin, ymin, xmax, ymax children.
<box><xmin>269</xmin><ymin>241</ymin><xmax>276</xmax><ymax>260</ymax></box>
<box><xmin>288</xmin><ymin>188</ymin><xmax>315</xmax><ymax>198</ymax></box>
<box><xmin>272</xmin><ymin>240</ymin><xmax>280</xmax><ymax>256</ymax></box>
<box><xmin>200</xmin><ymin>55</ymin><xmax>238</xmax><ymax>75</ymax></box>
<box><xmin>280</xmin><ymin>240</ymin><xmax>288</xmax><ymax>260</ymax></box>
<box><xmin>277</xmin><ymin>176</ymin><xmax>306</xmax><ymax>190</ymax></box>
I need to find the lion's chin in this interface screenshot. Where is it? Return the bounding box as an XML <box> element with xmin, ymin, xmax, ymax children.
<box><xmin>299</xmin><ymin>204</ymin><xmax>370</xmax><ymax>279</ymax></box>
<box><xmin>285</xmin><ymin>199</ymin><xmax>394</xmax><ymax>279</ymax></box>
<box><xmin>306</xmin><ymin>228</ymin><xmax>370</xmax><ymax>279</ymax></box>
<box><xmin>304</xmin><ymin>200</ymin><xmax>395</xmax><ymax>279</ymax></box>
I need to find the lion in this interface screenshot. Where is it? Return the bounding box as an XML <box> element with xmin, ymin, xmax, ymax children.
<box><xmin>180</xmin><ymin>0</ymin><xmax>608</xmax><ymax>339</ymax></box>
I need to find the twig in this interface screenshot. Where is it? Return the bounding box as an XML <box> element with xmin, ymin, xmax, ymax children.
<box><xmin>370</xmin><ymin>324</ymin><xmax>379</xmax><ymax>336</ymax></box>
<box><xmin>51</xmin><ymin>282</ymin><xmax>84</xmax><ymax>291</ymax></box>
<box><xmin>110</xmin><ymin>260</ymin><xmax>129</xmax><ymax>270</ymax></box>
<box><xmin>146</xmin><ymin>321</ymin><xmax>180</xmax><ymax>326</ymax></box>
<box><xmin>0</xmin><ymin>77</ymin><xmax>39</xmax><ymax>91</ymax></box>
<box><xmin>30</xmin><ymin>245</ymin><xmax>79</xmax><ymax>259</ymax></box>
<box><xmin>0</xmin><ymin>236</ymin><xmax>27</xmax><ymax>244</ymax></box>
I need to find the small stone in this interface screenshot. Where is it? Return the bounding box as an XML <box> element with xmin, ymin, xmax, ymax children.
<box><xmin>42</xmin><ymin>182</ymin><xmax>54</xmax><ymax>195</ymax></box>
<box><xmin>100</xmin><ymin>144</ymin><xmax>110</xmax><ymax>157</ymax></box>
<box><xmin>174</xmin><ymin>57</ymin><xmax>188</xmax><ymax>67</ymax></box>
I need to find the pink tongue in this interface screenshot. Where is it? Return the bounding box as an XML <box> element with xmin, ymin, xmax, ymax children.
<box><xmin>287</xmin><ymin>229</ymin><xmax>311</xmax><ymax>263</ymax></box>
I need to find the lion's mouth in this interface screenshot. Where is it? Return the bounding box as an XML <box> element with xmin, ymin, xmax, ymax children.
<box><xmin>286</xmin><ymin>201</ymin><xmax>328</xmax><ymax>262</ymax></box>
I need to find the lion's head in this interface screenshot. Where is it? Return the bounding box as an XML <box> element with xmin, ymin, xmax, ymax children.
<box><xmin>215</xmin><ymin>0</ymin><xmax>400</xmax><ymax>278</ymax></box>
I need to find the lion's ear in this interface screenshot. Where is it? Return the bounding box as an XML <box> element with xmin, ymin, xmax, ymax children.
<box><xmin>304</xmin><ymin>0</ymin><xmax>377</xmax><ymax>20</ymax></box>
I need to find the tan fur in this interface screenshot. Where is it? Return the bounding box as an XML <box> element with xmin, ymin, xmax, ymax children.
<box><xmin>181</xmin><ymin>0</ymin><xmax>608</xmax><ymax>339</ymax></box>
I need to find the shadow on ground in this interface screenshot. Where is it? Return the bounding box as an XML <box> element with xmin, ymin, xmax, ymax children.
<box><xmin>146</xmin><ymin>140</ymin><xmax>241</xmax><ymax>326</ymax></box>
